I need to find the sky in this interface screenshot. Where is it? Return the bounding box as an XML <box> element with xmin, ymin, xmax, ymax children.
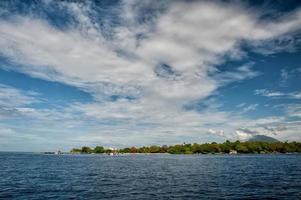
<box><xmin>0</xmin><ymin>0</ymin><xmax>301</xmax><ymax>151</ymax></box>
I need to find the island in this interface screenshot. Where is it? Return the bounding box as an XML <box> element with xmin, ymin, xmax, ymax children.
<box><xmin>70</xmin><ymin>136</ymin><xmax>301</xmax><ymax>154</ymax></box>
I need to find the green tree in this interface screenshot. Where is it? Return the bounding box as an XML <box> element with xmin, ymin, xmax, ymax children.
<box><xmin>149</xmin><ymin>145</ymin><xmax>161</xmax><ymax>153</ymax></box>
<box><xmin>94</xmin><ymin>146</ymin><xmax>105</xmax><ymax>153</ymax></box>
<box><xmin>235</xmin><ymin>143</ymin><xmax>248</xmax><ymax>153</ymax></box>
<box><xmin>81</xmin><ymin>146</ymin><xmax>93</xmax><ymax>154</ymax></box>
<box><xmin>70</xmin><ymin>148</ymin><xmax>81</xmax><ymax>153</ymax></box>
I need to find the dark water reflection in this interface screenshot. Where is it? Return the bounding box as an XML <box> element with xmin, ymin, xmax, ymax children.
<box><xmin>0</xmin><ymin>153</ymin><xmax>300</xmax><ymax>199</ymax></box>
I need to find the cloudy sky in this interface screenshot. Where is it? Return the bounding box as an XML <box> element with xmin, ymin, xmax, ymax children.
<box><xmin>0</xmin><ymin>0</ymin><xmax>301</xmax><ymax>151</ymax></box>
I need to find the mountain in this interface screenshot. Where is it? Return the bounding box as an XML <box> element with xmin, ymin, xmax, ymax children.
<box><xmin>248</xmin><ymin>135</ymin><xmax>279</xmax><ymax>142</ymax></box>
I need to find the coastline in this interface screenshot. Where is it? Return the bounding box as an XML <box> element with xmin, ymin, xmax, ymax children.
<box><xmin>69</xmin><ymin>140</ymin><xmax>301</xmax><ymax>155</ymax></box>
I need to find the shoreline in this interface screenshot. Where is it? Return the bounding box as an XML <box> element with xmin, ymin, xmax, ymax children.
<box><xmin>41</xmin><ymin>152</ymin><xmax>301</xmax><ymax>156</ymax></box>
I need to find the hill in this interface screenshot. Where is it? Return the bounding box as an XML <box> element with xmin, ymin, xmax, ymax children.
<box><xmin>248</xmin><ymin>135</ymin><xmax>278</xmax><ymax>143</ymax></box>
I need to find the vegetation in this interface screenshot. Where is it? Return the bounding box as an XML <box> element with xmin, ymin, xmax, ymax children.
<box><xmin>70</xmin><ymin>140</ymin><xmax>301</xmax><ymax>154</ymax></box>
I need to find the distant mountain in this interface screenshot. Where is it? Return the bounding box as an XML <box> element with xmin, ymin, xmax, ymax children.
<box><xmin>248</xmin><ymin>135</ymin><xmax>278</xmax><ymax>142</ymax></box>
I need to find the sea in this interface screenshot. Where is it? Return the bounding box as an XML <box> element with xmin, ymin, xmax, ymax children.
<box><xmin>0</xmin><ymin>153</ymin><xmax>300</xmax><ymax>199</ymax></box>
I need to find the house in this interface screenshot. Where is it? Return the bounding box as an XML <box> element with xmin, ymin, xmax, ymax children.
<box><xmin>229</xmin><ymin>150</ymin><xmax>238</xmax><ymax>154</ymax></box>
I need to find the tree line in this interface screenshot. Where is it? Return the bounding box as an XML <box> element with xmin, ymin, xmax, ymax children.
<box><xmin>70</xmin><ymin>140</ymin><xmax>301</xmax><ymax>154</ymax></box>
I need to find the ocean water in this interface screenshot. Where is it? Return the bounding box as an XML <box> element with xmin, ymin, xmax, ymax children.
<box><xmin>0</xmin><ymin>153</ymin><xmax>300</xmax><ymax>199</ymax></box>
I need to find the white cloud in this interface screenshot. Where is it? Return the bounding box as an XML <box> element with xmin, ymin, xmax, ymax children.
<box><xmin>286</xmin><ymin>104</ymin><xmax>301</xmax><ymax>118</ymax></box>
<box><xmin>254</xmin><ymin>89</ymin><xmax>284</xmax><ymax>97</ymax></box>
<box><xmin>255</xmin><ymin>89</ymin><xmax>301</xmax><ymax>99</ymax></box>
<box><xmin>242</xmin><ymin>104</ymin><xmax>258</xmax><ymax>113</ymax></box>
<box><xmin>280</xmin><ymin>69</ymin><xmax>289</xmax><ymax>84</ymax></box>
<box><xmin>0</xmin><ymin>127</ymin><xmax>15</xmax><ymax>137</ymax></box>
<box><xmin>1</xmin><ymin>1</ymin><xmax>300</xmax><ymax>103</ymax></box>
<box><xmin>0</xmin><ymin>84</ymin><xmax>38</xmax><ymax>107</ymax></box>
<box><xmin>0</xmin><ymin>0</ymin><xmax>301</xmax><ymax>149</ymax></box>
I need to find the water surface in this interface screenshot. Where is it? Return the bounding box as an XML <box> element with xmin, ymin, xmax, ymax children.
<box><xmin>0</xmin><ymin>153</ymin><xmax>300</xmax><ymax>199</ymax></box>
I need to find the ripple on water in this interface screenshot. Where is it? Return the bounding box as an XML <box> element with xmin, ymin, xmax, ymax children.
<box><xmin>0</xmin><ymin>153</ymin><xmax>301</xmax><ymax>199</ymax></box>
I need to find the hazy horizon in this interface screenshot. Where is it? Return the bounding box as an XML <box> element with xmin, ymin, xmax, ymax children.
<box><xmin>0</xmin><ymin>0</ymin><xmax>301</xmax><ymax>152</ymax></box>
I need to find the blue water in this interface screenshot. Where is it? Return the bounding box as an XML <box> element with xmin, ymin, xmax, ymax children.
<box><xmin>0</xmin><ymin>153</ymin><xmax>300</xmax><ymax>199</ymax></box>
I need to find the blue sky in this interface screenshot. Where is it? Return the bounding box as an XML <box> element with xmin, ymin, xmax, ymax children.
<box><xmin>0</xmin><ymin>0</ymin><xmax>301</xmax><ymax>151</ymax></box>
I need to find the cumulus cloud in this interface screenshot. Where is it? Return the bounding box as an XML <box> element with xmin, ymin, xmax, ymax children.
<box><xmin>0</xmin><ymin>0</ymin><xmax>301</xmax><ymax>148</ymax></box>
